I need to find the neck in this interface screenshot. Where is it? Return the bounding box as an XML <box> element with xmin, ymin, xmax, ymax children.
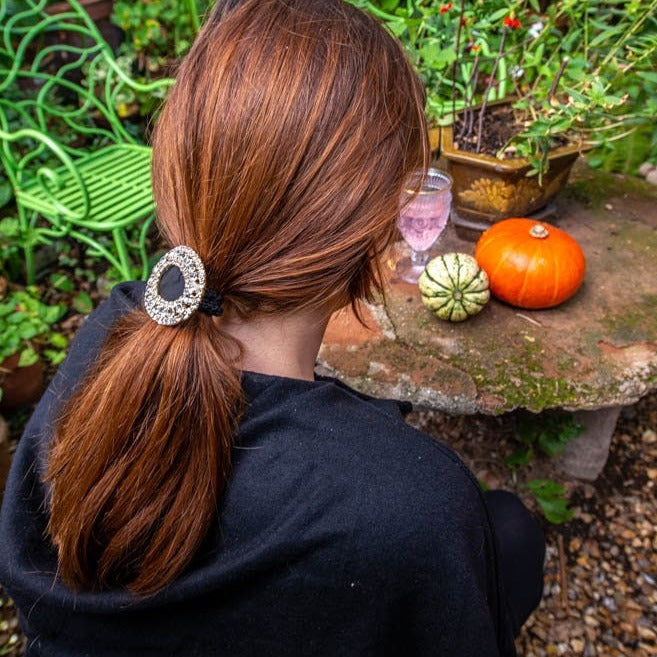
<box><xmin>216</xmin><ymin>307</ymin><xmax>331</xmax><ymax>381</ymax></box>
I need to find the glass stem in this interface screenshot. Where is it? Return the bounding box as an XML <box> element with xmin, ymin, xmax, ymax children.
<box><xmin>410</xmin><ymin>249</ymin><xmax>429</xmax><ymax>267</ymax></box>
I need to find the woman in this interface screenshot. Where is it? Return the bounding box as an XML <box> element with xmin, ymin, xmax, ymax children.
<box><xmin>0</xmin><ymin>0</ymin><xmax>544</xmax><ymax>655</ymax></box>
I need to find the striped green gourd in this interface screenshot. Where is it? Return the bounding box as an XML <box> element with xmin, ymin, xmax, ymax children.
<box><xmin>418</xmin><ymin>253</ymin><xmax>490</xmax><ymax>322</ymax></box>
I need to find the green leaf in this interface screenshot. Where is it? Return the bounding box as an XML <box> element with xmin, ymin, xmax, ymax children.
<box><xmin>48</xmin><ymin>332</ymin><xmax>68</xmax><ymax>349</ymax></box>
<box><xmin>487</xmin><ymin>8</ymin><xmax>511</xmax><ymax>23</ymax></box>
<box><xmin>40</xmin><ymin>304</ymin><xmax>67</xmax><ymax>325</ymax></box>
<box><xmin>419</xmin><ymin>43</ymin><xmax>457</xmax><ymax>68</ymax></box>
<box><xmin>17</xmin><ymin>320</ymin><xmax>40</xmax><ymax>340</ymax></box>
<box><xmin>505</xmin><ymin>444</ymin><xmax>534</xmax><ymax>469</ymax></box>
<box><xmin>49</xmin><ymin>273</ymin><xmax>75</xmax><ymax>292</ymax></box>
<box><xmin>514</xmin><ymin>411</ymin><xmax>583</xmax><ymax>462</ymax></box>
<box><xmin>0</xmin><ymin>217</ymin><xmax>20</xmax><ymax>239</ymax></box>
<box><xmin>527</xmin><ymin>479</ymin><xmax>573</xmax><ymax>524</ymax></box>
<box><xmin>43</xmin><ymin>349</ymin><xmax>67</xmax><ymax>366</ymax></box>
<box><xmin>6</xmin><ymin>311</ymin><xmax>25</xmax><ymax>325</ymax></box>
<box><xmin>17</xmin><ymin>348</ymin><xmax>39</xmax><ymax>367</ymax></box>
<box><xmin>72</xmin><ymin>292</ymin><xmax>94</xmax><ymax>314</ymax></box>
<box><xmin>0</xmin><ymin>179</ymin><xmax>12</xmax><ymax>209</ymax></box>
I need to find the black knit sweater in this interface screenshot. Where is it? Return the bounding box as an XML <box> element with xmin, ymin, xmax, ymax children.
<box><xmin>0</xmin><ymin>282</ymin><xmax>515</xmax><ymax>656</ymax></box>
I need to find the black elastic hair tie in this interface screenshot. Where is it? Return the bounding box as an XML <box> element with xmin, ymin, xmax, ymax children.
<box><xmin>199</xmin><ymin>288</ymin><xmax>224</xmax><ymax>317</ymax></box>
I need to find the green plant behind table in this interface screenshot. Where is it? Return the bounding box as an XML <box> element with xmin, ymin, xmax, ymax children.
<box><xmin>526</xmin><ymin>479</ymin><xmax>573</xmax><ymax>525</ymax></box>
<box><xmin>0</xmin><ymin>287</ymin><xmax>68</xmax><ymax>403</ymax></box>
<box><xmin>507</xmin><ymin>410</ymin><xmax>583</xmax><ymax>469</ymax></box>
<box><xmin>507</xmin><ymin>411</ymin><xmax>582</xmax><ymax>524</ymax></box>
<box><xmin>353</xmin><ymin>0</ymin><xmax>657</xmax><ymax>178</ymax></box>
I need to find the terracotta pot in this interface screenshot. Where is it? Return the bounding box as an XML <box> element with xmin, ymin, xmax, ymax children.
<box><xmin>0</xmin><ymin>353</ymin><xmax>44</xmax><ymax>412</ymax></box>
<box><xmin>440</xmin><ymin>121</ymin><xmax>586</xmax><ymax>234</ymax></box>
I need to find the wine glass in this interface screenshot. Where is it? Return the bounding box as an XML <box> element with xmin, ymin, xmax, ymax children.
<box><xmin>396</xmin><ymin>168</ymin><xmax>453</xmax><ymax>284</ymax></box>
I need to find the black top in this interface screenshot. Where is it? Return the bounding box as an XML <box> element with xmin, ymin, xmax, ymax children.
<box><xmin>0</xmin><ymin>282</ymin><xmax>516</xmax><ymax>656</ymax></box>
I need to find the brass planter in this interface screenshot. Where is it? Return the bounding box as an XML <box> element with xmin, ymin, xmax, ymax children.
<box><xmin>428</xmin><ymin>126</ymin><xmax>441</xmax><ymax>153</ymax></box>
<box><xmin>440</xmin><ymin>122</ymin><xmax>585</xmax><ymax>232</ymax></box>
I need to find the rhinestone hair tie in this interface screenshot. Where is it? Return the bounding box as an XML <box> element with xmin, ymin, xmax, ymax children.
<box><xmin>144</xmin><ymin>245</ymin><xmax>224</xmax><ymax>326</ymax></box>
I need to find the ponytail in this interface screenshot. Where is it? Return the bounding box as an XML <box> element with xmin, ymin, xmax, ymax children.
<box><xmin>45</xmin><ymin>310</ymin><xmax>244</xmax><ymax>595</ymax></box>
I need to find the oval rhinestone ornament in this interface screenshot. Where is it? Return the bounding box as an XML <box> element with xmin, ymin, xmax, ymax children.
<box><xmin>144</xmin><ymin>246</ymin><xmax>206</xmax><ymax>325</ymax></box>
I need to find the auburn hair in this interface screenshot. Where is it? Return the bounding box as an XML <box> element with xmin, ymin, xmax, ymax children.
<box><xmin>45</xmin><ymin>0</ymin><xmax>428</xmax><ymax>595</ymax></box>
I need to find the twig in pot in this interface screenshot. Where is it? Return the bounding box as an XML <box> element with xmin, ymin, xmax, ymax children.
<box><xmin>458</xmin><ymin>52</ymin><xmax>480</xmax><ymax>143</ymax></box>
<box><xmin>548</xmin><ymin>56</ymin><xmax>570</xmax><ymax>101</ymax></box>
<box><xmin>475</xmin><ymin>29</ymin><xmax>507</xmax><ymax>153</ymax></box>
<box><xmin>451</xmin><ymin>0</ymin><xmax>467</xmax><ymax>126</ymax></box>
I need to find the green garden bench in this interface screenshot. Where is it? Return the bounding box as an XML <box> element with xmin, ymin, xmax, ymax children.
<box><xmin>0</xmin><ymin>0</ymin><xmax>174</xmax><ymax>283</ymax></box>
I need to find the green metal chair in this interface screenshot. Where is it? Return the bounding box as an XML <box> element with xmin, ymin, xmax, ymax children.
<box><xmin>0</xmin><ymin>0</ymin><xmax>174</xmax><ymax>283</ymax></box>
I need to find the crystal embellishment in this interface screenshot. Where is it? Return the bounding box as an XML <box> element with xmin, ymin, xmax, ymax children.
<box><xmin>144</xmin><ymin>245</ymin><xmax>206</xmax><ymax>326</ymax></box>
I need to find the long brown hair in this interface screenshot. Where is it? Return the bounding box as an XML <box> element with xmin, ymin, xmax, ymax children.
<box><xmin>45</xmin><ymin>0</ymin><xmax>428</xmax><ymax>596</ymax></box>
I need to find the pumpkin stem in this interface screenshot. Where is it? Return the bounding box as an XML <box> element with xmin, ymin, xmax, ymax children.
<box><xmin>529</xmin><ymin>224</ymin><xmax>549</xmax><ymax>239</ymax></box>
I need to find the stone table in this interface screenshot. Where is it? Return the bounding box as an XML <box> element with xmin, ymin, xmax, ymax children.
<box><xmin>318</xmin><ymin>167</ymin><xmax>657</xmax><ymax>480</ymax></box>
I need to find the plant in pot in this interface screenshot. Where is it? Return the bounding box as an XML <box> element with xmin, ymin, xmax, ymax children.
<box><xmin>0</xmin><ymin>284</ymin><xmax>68</xmax><ymax>411</ymax></box>
<box><xmin>352</xmin><ymin>0</ymin><xmax>657</xmax><ymax>233</ymax></box>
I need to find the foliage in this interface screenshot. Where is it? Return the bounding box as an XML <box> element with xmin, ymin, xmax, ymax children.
<box><xmin>112</xmin><ymin>0</ymin><xmax>205</xmax><ymax>60</ymax></box>
<box><xmin>526</xmin><ymin>479</ymin><xmax>573</xmax><ymax>524</ymax></box>
<box><xmin>0</xmin><ymin>287</ymin><xmax>68</xmax><ymax>402</ymax></box>
<box><xmin>506</xmin><ymin>411</ymin><xmax>582</xmax><ymax>524</ymax></box>
<box><xmin>351</xmin><ymin>0</ymin><xmax>657</xmax><ymax>177</ymax></box>
<box><xmin>82</xmin><ymin>54</ymin><xmax>169</xmax><ymax>123</ymax></box>
<box><xmin>49</xmin><ymin>272</ymin><xmax>94</xmax><ymax>315</ymax></box>
<box><xmin>110</xmin><ymin>0</ymin><xmax>215</xmax><ymax>116</ymax></box>
<box><xmin>507</xmin><ymin>410</ymin><xmax>583</xmax><ymax>469</ymax></box>
<box><xmin>349</xmin><ymin>0</ymin><xmax>518</xmax><ymax>120</ymax></box>
<box><xmin>0</xmin><ymin>217</ymin><xmax>26</xmax><ymax>282</ymax></box>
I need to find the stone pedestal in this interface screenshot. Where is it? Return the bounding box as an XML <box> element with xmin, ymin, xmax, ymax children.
<box><xmin>557</xmin><ymin>406</ymin><xmax>622</xmax><ymax>480</ymax></box>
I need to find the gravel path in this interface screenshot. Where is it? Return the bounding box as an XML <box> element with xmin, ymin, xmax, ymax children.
<box><xmin>2</xmin><ymin>392</ymin><xmax>656</xmax><ymax>655</ymax></box>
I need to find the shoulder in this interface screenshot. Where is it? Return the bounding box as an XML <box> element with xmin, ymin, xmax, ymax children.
<box><xmin>321</xmin><ymin>383</ymin><xmax>490</xmax><ymax>545</ymax></box>
<box><xmin>262</xmin><ymin>375</ymin><xmax>487</xmax><ymax>533</ymax></box>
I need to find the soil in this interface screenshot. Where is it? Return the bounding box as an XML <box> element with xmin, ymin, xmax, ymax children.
<box><xmin>453</xmin><ymin>103</ymin><xmax>570</xmax><ymax>159</ymax></box>
<box><xmin>1</xmin><ymin>319</ymin><xmax>656</xmax><ymax>654</ymax></box>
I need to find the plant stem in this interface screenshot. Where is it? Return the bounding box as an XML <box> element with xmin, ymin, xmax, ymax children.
<box><xmin>475</xmin><ymin>29</ymin><xmax>506</xmax><ymax>154</ymax></box>
<box><xmin>186</xmin><ymin>0</ymin><xmax>200</xmax><ymax>35</ymax></box>
<box><xmin>452</xmin><ymin>0</ymin><xmax>467</xmax><ymax>126</ymax></box>
<box><xmin>595</xmin><ymin>0</ymin><xmax>657</xmax><ymax>74</ymax></box>
<box><xmin>548</xmin><ymin>56</ymin><xmax>569</xmax><ymax>100</ymax></box>
<box><xmin>363</xmin><ymin>1</ymin><xmax>401</xmax><ymax>22</ymax></box>
<box><xmin>459</xmin><ymin>53</ymin><xmax>480</xmax><ymax>143</ymax></box>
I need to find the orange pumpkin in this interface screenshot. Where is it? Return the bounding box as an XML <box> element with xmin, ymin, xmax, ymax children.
<box><xmin>474</xmin><ymin>218</ymin><xmax>586</xmax><ymax>309</ymax></box>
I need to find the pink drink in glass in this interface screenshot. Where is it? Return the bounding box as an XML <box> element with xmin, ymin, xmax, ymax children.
<box><xmin>396</xmin><ymin>169</ymin><xmax>452</xmax><ymax>283</ymax></box>
<box><xmin>398</xmin><ymin>187</ymin><xmax>451</xmax><ymax>251</ymax></box>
